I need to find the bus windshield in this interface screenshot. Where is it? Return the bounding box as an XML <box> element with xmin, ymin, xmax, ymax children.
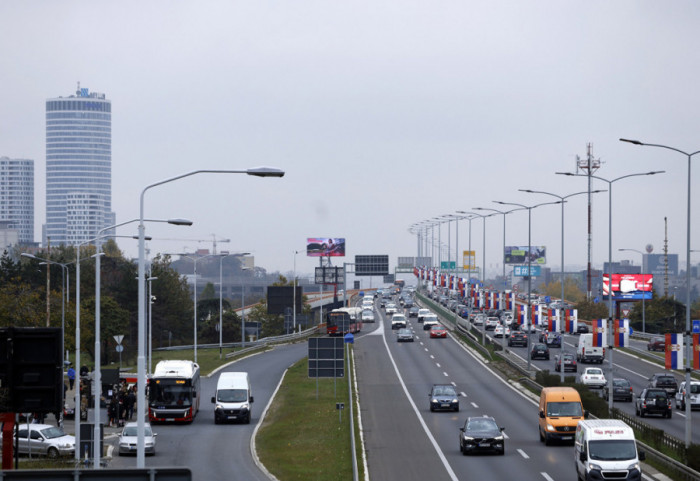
<box><xmin>150</xmin><ymin>379</ymin><xmax>193</xmax><ymax>407</ymax></box>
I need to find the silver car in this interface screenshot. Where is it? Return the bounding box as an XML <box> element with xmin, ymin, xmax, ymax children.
<box><xmin>118</xmin><ymin>422</ymin><xmax>157</xmax><ymax>456</ymax></box>
<box><xmin>397</xmin><ymin>328</ymin><xmax>414</xmax><ymax>342</ymax></box>
<box><xmin>8</xmin><ymin>423</ymin><xmax>75</xmax><ymax>458</ymax></box>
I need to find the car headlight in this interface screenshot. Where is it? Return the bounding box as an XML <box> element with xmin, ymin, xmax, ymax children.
<box><xmin>588</xmin><ymin>463</ymin><xmax>602</xmax><ymax>471</ymax></box>
<box><xmin>432</xmin><ymin>398</ymin><xmax>438</xmax><ymax>403</ymax></box>
<box><xmin>494</xmin><ymin>436</ymin><xmax>504</xmax><ymax>441</ymax></box>
<box><xmin>627</xmin><ymin>462</ymin><xmax>639</xmax><ymax>471</ymax></box>
<box><xmin>546</xmin><ymin>423</ymin><xmax>556</xmax><ymax>432</ymax></box>
<box><xmin>462</xmin><ymin>435</ymin><xmax>473</xmax><ymax>441</ymax></box>
<box><xmin>215</xmin><ymin>404</ymin><xmax>224</xmax><ymax>410</ymax></box>
<box><xmin>452</xmin><ymin>399</ymin><xmax>458</xmax><ymax>403</ymax></box>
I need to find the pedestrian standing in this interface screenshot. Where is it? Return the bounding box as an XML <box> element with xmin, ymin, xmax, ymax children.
<box><xmin>126</xmin><ymin>388</ymin><xmax>135</xmax><ymax>420</ymax></box>
<box><xmin>67</xmin><ymin>366</ymin><xmax>76</xmax><ymax>390</ymax></box>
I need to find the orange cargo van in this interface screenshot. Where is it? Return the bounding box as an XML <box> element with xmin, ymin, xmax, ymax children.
<box><xmin>538</xmin><ymin>387</ymin><xmax>587</xmax><ymax>445</ymax></box>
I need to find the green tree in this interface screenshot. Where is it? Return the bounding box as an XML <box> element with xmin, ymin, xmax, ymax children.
<box><xmin>542</xmin><ymin>278</ymin><xmax>585</xmax><ymax>303</ymax></box>
<box><xmin>575</xmin><ymin>298</ymin><xmax>609</xmax><ymax>322</ymax></box>
<box><xmin>628</xmin><ymin>291</ymin><xmax>685</xmax><ymax>334</ymax></box>
<box><xmin>80</xmin><ymin>296</ymin><xmax>130</xmax><ymax>365</ymax></box>
<box><xmin>200</xmin><ymin>282</ymin><xmax>216</xmax><ymax>300</ymax></box>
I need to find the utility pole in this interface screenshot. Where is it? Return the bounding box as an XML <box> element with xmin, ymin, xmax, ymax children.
<box><xmin>664</xmin><ymin>217</ymin><xmax>669</xmax><ymax>296</ymax></box>
<box><xmin>575</xmin><ymin>143</ymin><xmax>601</xmax><ymax>300</ymax></box>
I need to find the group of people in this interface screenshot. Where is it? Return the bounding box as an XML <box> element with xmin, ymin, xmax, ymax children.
<box><xmin>107</xmin><ymin>385</ymin><xmax>136</xmax><ymax>427</ymax></box>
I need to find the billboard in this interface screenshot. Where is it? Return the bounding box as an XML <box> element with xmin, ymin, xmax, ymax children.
<box><xmin>267</xmin><ymin>286</ymin><xmax>304</xmax><ymax>314</ymax></box>
<box><xmin>306</xmin><ymin>238</ymin><xmax>346</xmax><ymax>257</ymax></box>
<box><xmin>355</xmin><ymin>255</ymin><xmax>389</xmax><ymax>276</ymax></box>
<box><xmin>513</xmin><ymin>265</ymin><xmax>541</xmax><ymax>277</ymax></box>
<box><xmin>504</xmin><ymin>246</ymin><xmax>546</xmax><ymax>265</ymax></box>
<box><xmin>315</xmin><ymin>267</ymin><xmax>344</xmax><ymax>285</ymax></box>
<box><xmin>602</xmin><ymin>273</ymin><xmax>653</xmax><ymax>301</ymax></box>
<box><xmin>463</xmin><ymin>250</ymin><xmax>476</xmax><ymax>270</ymax></box>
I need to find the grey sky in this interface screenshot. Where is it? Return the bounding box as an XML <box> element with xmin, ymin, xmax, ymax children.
<box><xmin>1</xmin><ymin>1</ymin><xmax>699</xmax><ymax>282</ymax></box>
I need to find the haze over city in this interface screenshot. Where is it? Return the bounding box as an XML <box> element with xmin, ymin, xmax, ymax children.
<box><xmin>1</xmin><ymin>1</ymin><xmax>699</xmax><ymax>281</ymax></box>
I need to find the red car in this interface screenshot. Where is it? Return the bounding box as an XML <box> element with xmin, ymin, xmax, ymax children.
<box><xmin>647</xmin><ymin>336</ymin><xmax>665</xmax><ymax>352</ymax></box>
<box><xmin>429</xmin><ymin>325</ymin><xmax>447</xmax><ymax>338</ymax></box>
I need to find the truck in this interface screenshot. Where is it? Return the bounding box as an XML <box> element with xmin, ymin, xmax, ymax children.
<box><xmin>576</xmin><ymin>333</ymin><xmax>605</xmax><ymax>364</ymax></box>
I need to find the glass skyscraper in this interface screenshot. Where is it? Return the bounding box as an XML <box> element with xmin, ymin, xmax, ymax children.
<box><xmin>45</xmin><ymin>84</ymin><xmax>114</xmax><ymax>245</ymax></box>
<box><xmin>0</xmin><ymin>156</ymin><xmax>34</xmax><ymax>244</ymax></box>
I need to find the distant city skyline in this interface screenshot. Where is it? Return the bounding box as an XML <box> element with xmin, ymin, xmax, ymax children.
<box><xmin>0</xmin><ymin>156</ymin><xmax>34</xmax><ymax>244</ymax></box>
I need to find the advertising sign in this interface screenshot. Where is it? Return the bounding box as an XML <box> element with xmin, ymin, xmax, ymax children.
<box><xmin>306</xmin><ymin>238</ymin><xmax>346</xmax><ymax>257</ymax></box>
<box><xmin>314</xmin><ymin>266</ymin><xmax>344</xmax><ymax>284</ymax></box>
<box><xmin>462</xmin><ymin>250</ymin><xmax>476</xmax><ymax>270</ymax></box>
<box><xmin>355</xmin><ymin>255</ymin><xmax>389</xmax><ymax>276</ymax></box>
<box><xmin>513</xmin><ymin>265</ymin><xmax>541</xmax><ymax>277</ymax></box>
<box><xmin>504</xmin><ymin>246</ymin><xmax>546</xmax><ymax>265</ymax></box>
<box><xmin>602</xmin><ymin>274</ymin><xmax>653</xmax><ymax>300</ymax></box>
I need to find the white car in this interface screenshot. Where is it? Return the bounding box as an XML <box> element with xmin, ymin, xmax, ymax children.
<box><xmin>361</xmin><ymin>309</ymin><xmax>375</xmax><ymax>322</ymax></box>
<box><xmin>385</xmin><ymin>303</ymin><xmax>398</xmax><ymax>315</ymax></box>
<box><xmin>417</xmin><ymin>308</ymin><xmax>431</xmax><ymax>322</ymax></box>
<box><xmin>391</xmin><ymin>314</ymin><xmax>407</xmax><ymax>329</ymax></box>
<box><xmin>485</xmin><ymin>317</ymin><xmax>500</xmax><ymax>330</ymax></box>
<box><xmin>422</xmin><ymin>314</ymin><xmax>439</xmax><ymax>330</ymax></box>
<box><xmin>472</xmin><ymin>313</ymin><xmax>486</xmax><ymax>326</ymax></box>
<box><xmin>579</xmin><ymin>367</ymin><xmax>607</xmax><ymax>389</ymax></box>
<box><xmin>493</xmin><ymin>325</ymin><xmax>511</xmax><ymax>338</ymax></box>
<box><xmin>2</xmin><ymin>423</ymin><xmax>75</xmax><ymax>458</ymax></box>
<box><xmin>675</xmin><ymin>381</ymin><xmax>700</xmax><ymax>410</ymax></box>
<box><xmin>119</xmin><ymin>422</ymin><xmax>157</xmax><ymax>456</ymax></box>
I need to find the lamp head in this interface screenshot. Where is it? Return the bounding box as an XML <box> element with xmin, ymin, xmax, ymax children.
<box><xmin>21</xmin><ymin>253</ymin><xmax>37</xmax><ymax>259</ymax></box>
<box><xmin>247</xmin><ymin>166</ymin><xmax>285</xmax><ymax>177</ymax></box>
<box><xmin>167</xmin><ymin>218</ymin><xmax>193</xmax><ymax>226</ymax></box>
<box><xmin>619</xmin><ymin>138</ymin><xmax>643</xmax><ymax>145</ymax></box>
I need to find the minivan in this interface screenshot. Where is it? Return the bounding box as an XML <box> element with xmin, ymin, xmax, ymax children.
<box><xmin>575</xmin><ymin>419</ymin><xmax>644</xmax><ymax>481</ymax></box>
<box><xmin>212</xmin><ymin>372</ymin><xmax>254</xmax><ymax>424</ymax></box>
<box><xmin>539</xmin><ymin>387</ymin><xmax>587</xmax><ymax>445</ymax></box>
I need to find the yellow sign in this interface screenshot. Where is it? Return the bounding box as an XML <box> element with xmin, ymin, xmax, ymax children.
<box><xmin>463</xmin><ymin>250</ymin><xmax>476</xmax><ymax>270</ymax></box>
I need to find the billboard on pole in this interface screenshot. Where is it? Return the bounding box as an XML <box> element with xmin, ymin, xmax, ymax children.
<box><xmin>462</xmin><ymin>250</ymin><xmax>476</xmax><ymax>270</ymax></box>
<box><xmin>306</xmin><ymin>238</ymin><xmax>346</xmax><ymax>257</ymax></box>
<box><xmin>504</xmin><ymin>246</ymin><xmax>546</xmax><ymax>265</ymax></box>
<box><xmin>602</xmin><ymin>274</ymin><xmax>653</xmax><ymax>300</ymax></box>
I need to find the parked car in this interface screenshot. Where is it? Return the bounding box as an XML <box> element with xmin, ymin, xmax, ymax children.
<box><xmin>429</xmin><ymin>325</ymin><xmax>447</xmax><ymax>338</ymax></box>
<box><xmin>554</xmin><ymin>352</ymin><xmax>577</xmax><ymax>372</ymax></box>
<box><xmin>647</xmin><ymin>373</ymin><xmax>678</xmax><ymax>396</ymax></box>
<box><xmin>508</xmin><ymin>331</ymin><xmax>528</xmax><ymax>347</ymax></box>
<box><xmin>647</xmin><ymin>336</ymin><xmax>666</xmax><ymax>352</ymax></box>
<box><xmin>603</xmin><ymin>377</ymin><xmax>634</xmax><ymax>402</ymax></box>
<box><xmin>429</xmin><ymin>384</ymin><xmax>459</xmax><ymax>412</ymax></box>
<box><xmin>635</xmin><ymin>388</ymin><xmax>672</xmax><ymax>418</ymax></box>
<box><xmin>397</xmin><ymin>328</ymin><xmax>414</xmax><ymax>342</ymax></box>
<box><xmin>3</xmin><ymin>424</ymin><xmax>75</xmax><ymax>458</ymax></box>
<box><xmin>458</xmin><ymin>416</ymin><xmax>505</xmax><ymax>455</ymax></box>
<box><xmin>675</xmin><ymin>381</ymin><xmax>700</xmax><ymax>410</ymax></box>
<box><xmin>578</xmin><ymin>367</ymin><xmax>606</xmax><ymax>389</ymax></box>
<box><xmin>119</xmin><ymin>422</ymin><xmax>157</xmax><ymax>456</ymax></box>
<box><xmin>530</xmin><ymin>343</ymin><xmax>550</xmax><ymax>360</ymax></box>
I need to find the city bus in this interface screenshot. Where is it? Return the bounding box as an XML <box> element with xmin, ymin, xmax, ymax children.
<box><xmin>326</xmin><ymin>309</ymin><xmax>362</xmax><ymax>336</ymax></box>
<box><xmin>148</xmin><ymin>360</ymin><xmax>201</xmax><ymax>423</ymax></box>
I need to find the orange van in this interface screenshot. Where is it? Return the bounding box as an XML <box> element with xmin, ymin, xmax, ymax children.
<box><xmin>538</xmin><ymin>387</ymin><xmax>587</xmax><ymax>445</ymax></box>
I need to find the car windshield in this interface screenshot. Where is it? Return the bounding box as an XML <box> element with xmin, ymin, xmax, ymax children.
<box><xmin>547</xmin><ymin>401</ymin><xmax>583</xmax><ymax>417</ymax></box>
<box><xmin>430</xmin><ymin>326</ymin><xmax>443</xmax><ymax>331</ymax></box>
<box><xmin>588</xmin><ymin>440</ymin><xmax>637</xmax><ymax>461</ymax></box>
<box><xmin>432</xmin><ymin>386</ymin><xmax>456</xmax><ymax>396</ymax></box>
<box><xmin>217</xmin><ymin>388</ymin><xmax>248</xmax><ymax>403</ymax></box>
<box><xmin>123</xmin><ymin>426</ymin><xmax>153</xmax><ymax>437</ymax></box>
<box><xmin>614</xmin><ymin>379</ymin><xmax>630</xmax><ymax>387</ymax></box>
<box><xmin>587</xmin><ymin>369</ymin><xmax>603</xmax><ymax>375</ymax></box>
<box><xmin>39</xmin><ymin>426</ymin><xmax>66</xmax><ymax>439</ymax></box>
<box><xmin>467</xmin><ymin>419</ymin><xmax>497</xmax><ymax>432</ymax></box>
<box><xmin>690</xmin><ymin>384</ymin><xmax>700</xmax><ymax>394</ymax></box>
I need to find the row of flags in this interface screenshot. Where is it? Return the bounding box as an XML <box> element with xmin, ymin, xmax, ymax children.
<box><xmin>413</xmin><ymin>267</ymin><xmax>700</xmax><ymax>371</ymax></box>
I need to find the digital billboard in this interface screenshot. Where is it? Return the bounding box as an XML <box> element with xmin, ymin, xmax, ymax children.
<box><xmin>306</xmin><ymin>238</ymin><xmax>346</xmax><ymax>257</ymax></box>
<box><xmin>602</xmin><ymin>274</ymin><xmax>653</xmax><ymax>301</ymax></box>
<box><xmin>513</xmin><ymin>265</ymin><xmax>541</xmax><ymax>277</ymax></box>
<box><xmin>355</xmin><ymin>255</ymin><xmax>389</xmax><ymax>276</ymax></box>
<box><xmin>504</xmin><ymin>246</ymin><xmax>546</xmax><ymax>265</ymax></box>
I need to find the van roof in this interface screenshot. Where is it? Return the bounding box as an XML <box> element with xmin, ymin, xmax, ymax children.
<box><xmin>579</xmin><ymin>419</ymin><xmax>634</xmax><ymax>438</ymax></box>
<box><xmin>217</xmin><ymin>372</ymin><xmax>249</xmax><ymax>388</ymax></box>
<box><xmin>541</xmin><ymin>386</ymin><xmax>582</xmax><ymax>401</ymax></box>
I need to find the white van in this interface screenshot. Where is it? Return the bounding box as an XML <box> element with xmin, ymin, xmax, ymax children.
<box><xmin>577</xmin><ymin>333</ymin><xmax>605</xmax><ymax>364</ymax></box>
<box><xmin>574</xmin><ymin>419</ymin><xmax>644</xmax><ymax>481</ymax></box>
<box><xmin>211</xmin><ymin>372</ymin><xmax>254</xmax><ymax>424</ymax></box>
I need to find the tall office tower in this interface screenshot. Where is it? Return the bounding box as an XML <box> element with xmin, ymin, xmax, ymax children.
<box><xmin>0</xmin><ymin>156</ymin><xmax>34</xmax><ymax>244</ymax></box>
<box><xmin>45</xmin><ymin>84</ymin><xmax>115</xmax><ymax>246</ymax></box>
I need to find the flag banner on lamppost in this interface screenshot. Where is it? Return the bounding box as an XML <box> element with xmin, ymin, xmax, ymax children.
<box><xmin>591</xmin><ymin>320</ymin><xmax>606</xmax><ymax>347</ymax></box>
<box><xmin>693</xmin><ymin>334</ymin><xmax>699</xmax><ymax>370</ymax></box>
<box><xmin>614</xmin><ymin>319</ymin><xmax>629</xmax><ymax>347</ymax></box>
<box><xmin>565</xmin><ymin>309</ymin><xmax>578</xmax><ymax>334</ymax></box>
<box><xmin>665</xmin><ymin>333</ymin><xmax>684</xmax><ymax>370</ymax></box>
<box><xmin>547</xmin><ymin>309</ymin><xmax>559</xmax><ymax>333</ymax></box>
<box><xmin>533</xmin><ymin>305</ymin><xmax>541</xmax><ymax>326</ymax></box>
<box><xmin>517</xmin><ymin>304</ymin><xmax>526</xmax><ymax>326</ymax></box>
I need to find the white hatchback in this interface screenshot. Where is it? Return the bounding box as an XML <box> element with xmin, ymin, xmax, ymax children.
<box><xmin>579</xmin><ymin>367</ymin><xmax>607</xmax><ymax>389</ymax></box>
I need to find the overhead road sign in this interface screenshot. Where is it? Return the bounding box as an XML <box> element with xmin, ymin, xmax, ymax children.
<box><xmin>355</xmin><ymin>255</ymin><xmax>389</xmax><ymax>276</ymax></box>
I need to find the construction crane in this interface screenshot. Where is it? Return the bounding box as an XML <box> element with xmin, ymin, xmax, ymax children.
<box><xmin>149</xmin><ymin>235</ymin><xmax>231</xmax><ymax>255</ymax></box>
<box><xmin>207</xmin><ymin>234</ymin><xmax>231</xmax><ymax>255</ymax></box>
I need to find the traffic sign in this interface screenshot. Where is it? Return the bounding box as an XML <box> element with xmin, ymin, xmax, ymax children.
<box><xmin>113</xmin><ymin>335</ymin><xmax>124</xmax><ymax>345</ymax></box>
<box><xmin>115</xmin><ymin>345</ymin><xmax>124</xmax><ymax>353</ymax></box>
<box><xmin>693</xmin><ymin>320</ymin><xmax>700</xmax><ymax>334</ymax></box>
<box><xmin>622</xmin><ymin>309</ymin><xmax>630</xmax><ymax>318</ymax></box>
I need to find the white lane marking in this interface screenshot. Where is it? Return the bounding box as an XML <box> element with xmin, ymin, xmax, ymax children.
<box><xmin>471</xmin><ymin>402</ymin><xmax>479</xmax><ymax>408</ymax></box>
<box><xmin>503</xmin><ymin>432</ymin><xmax>509</xmax><ymax>439</ymax></box>
<box><xmin>443</xmin><ymin>372</ymin><xmax>449</xmax><ymax>377</ymax></box>
<box><xmin>379</xmin><ymin>314</ymin><xmax>459</xmax><ymax>481</ymax></box>
<box><xmin>430</xmin><ymin>355</ymin><xmax>435</xmax><ymax>359</ymax></box>
<box><xmin>540</xmin><ymin>473</ymin><xmax>554</xmax><ymax>481</ymax></box>
<box><xmin>518</xmin><ymin>449</ymin><xmax>529</xmax><ymax>459</ymax></box>
<box><xmin>450</xmin><ymin>381</ymin><xmax>456</xmax><ymax>387</ymax></box>
<box><xmin>420</xmin><ymin>342</ymin><xmax>424</xmax><ymax>346</ymax></box>
<box><xmin>425</xmin><ymin>348</ymin><xmax>429</xmax><ymax>352</ymax></box>
<box><xmin>436</xmin><ymin>363</ymin><xmax>441</xmax><ymax>368</ymax></box>
<box><xmin>460</xmin><ymin>392</ymin><xmax>467</xmax><ymax>398</ymax></box>
<box><xmin>676</xmin><ymin>411</ymin><xmax>686</xmax><ymax>418</ymax></box>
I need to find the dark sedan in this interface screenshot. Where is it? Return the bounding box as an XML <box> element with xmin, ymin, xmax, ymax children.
<box><xmin>603</xmin><ymin>377</ymin><xmax>634</xmax><ymax>402</ymax></box>
<box><xmin>429</xmin><ymin>384</ymin><xmax>459</xmax><ymax>412</ymax></box>
<box><xmin>545</xmin><ymin>333</ymin><xmax>562</xmax><ymax>348</ymax></box>
<box><xmin>408</xmin><ymin>306</ymin><xmax>420</xmax><ymax>317</ymax></box>
<box><xmin>508</xmin><ymin>331</ymin><xmax>528</xmax><ymax>347</ymax></box>
<box><xmin>459</xmin><ymin>416</ymin><xmax>505</xmax><ymax>455</ymax></box>
<box><xmin>530</xmin><ymin>343</ymin><xmax>550</xmax><ymax>360</ymax></box>
<box><xmin>554</xmin><ymin>353</ymin><xmax>577</xmax><ymax>372</ymax></box>
<box><xmin>576</xmin><ymin>323</ymin><xmax>589</xmax><ymax>334</ymax></box>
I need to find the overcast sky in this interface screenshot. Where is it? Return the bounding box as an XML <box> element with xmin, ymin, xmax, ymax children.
<box><xmin>1</xmin><ymin>1</ymin><xmax>699</xmax><ymax>284</ymax></box>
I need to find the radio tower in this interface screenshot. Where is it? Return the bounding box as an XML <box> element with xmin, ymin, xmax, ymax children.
<box><xmin>576</xmin><ymin>143</ymin><xmax>601</xmax><ymax>300</ymax></box>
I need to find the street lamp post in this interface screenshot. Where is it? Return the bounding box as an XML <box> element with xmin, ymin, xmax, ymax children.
<box><xmin>136</xmin><ymin>167</ymin><xmax>284</xmax><ymax>466</ymax></box>
<box><xmin>148</xmin><ymin>275</ymin><xmax>158</xmax><ymax>372</ymax></box>
<box><xmin>494</xmin><ymin>200</ymin><xmax>562</xmax><ymax>371</ymax></box>
<box><xmin>293</xmin><ymin>250</ymin><xmax>300</xmax><ymax>332</ymax></box>
<box><xmin>519</xmin><ymin>189</ymin><xmax>603</xmax><ymax>382</ymax></box>
<box><xmin>240</xmin><ymin>266</ymin><xmax>251</xmax><ymax>346</ymax></box>
<box><xmin>557</xmin><ymin>169</ymin><xmax>664</xmax><ymax>410</ymax></box>
<box><xmin>217</xmin><ymin>252</ymin><xmax>250</xmax><ymax>358</ymax></box>
<box><xmin>618</xmin><ymin>248</ymin><xmax>648</xmax><ymax>333</ymax></box>
<box><xmin>620</xmin><ymin>138</ymin><xmax>698</xmax><ymax>446</ymax></box>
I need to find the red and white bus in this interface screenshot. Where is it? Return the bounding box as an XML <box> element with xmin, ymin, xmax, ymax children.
<box><xmin>326</xmin><ymin>308</ymin><xmax>362</xmax><ymax>336</ymax></box>
<box><xmin>148</xmin><ymin>360</ymin><xmax>201</xmax><ymax>423</ymax></box>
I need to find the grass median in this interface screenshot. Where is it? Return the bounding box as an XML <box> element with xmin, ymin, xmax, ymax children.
<box><xmin>256</xmin><ymin>351</ymin><xmax>360</xmax><ymax>481</ymax></box>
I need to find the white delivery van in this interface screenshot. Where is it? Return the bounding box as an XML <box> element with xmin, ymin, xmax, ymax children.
<box><xmin>577</xmin><ymin>333</ymin><xmax>605</xmax><ymax>364</ymax></box>
<box><xmin>574</xmin><ymin>419</ymin><xmax>644</xmax><ymax>481</ymax></box>
<box><xmin>211</xmin><ymin>372</ymin><xmax>254</xmax><ymax>424</ymax></box>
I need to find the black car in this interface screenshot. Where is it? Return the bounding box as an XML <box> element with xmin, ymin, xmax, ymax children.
<box><xmin>459</xmin><ymin>416</ymin><xmax>505</xmax><ymax>455</ymax></box>
<box><xmin>647</xmin><ymin>373</ymin><xmax>678</xmax><ymax>396</ymax></box>
<box><xmin>636</xmin><ymin>388</ymin><xmax>672</xmax><ymax>418</ymax></box>
<box><xmin>530</xmin><ymin>343</ymin><xmax>550</xmax><ymax>360</ymax></box>
<box><xmin>429</xmin><ymin>384</ymin><xmax>459</xmax><ymax>412</ymax></box>
<box><xmin>554</xmin><ymin>353</ymin><xmax>577</xmax><ymax>372</ymax></box>
<box><xmin>576</xmin><ymin>323</ymin><xmax>589</xmax><ymax>334</ymax></box>
<box><xmin>408</xmin><ymin>306</ymin><xmax>420</xmax><ymax>318</ymax></box>
<box><xmin>508</xmin><ymin>331</ymin><xmax>528</xmax><ymax>347</ymax></box>
<box><xmin>603</xmin><ymin>377</ymin><xmax>634</xmax><ymax>402</ymax></box>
